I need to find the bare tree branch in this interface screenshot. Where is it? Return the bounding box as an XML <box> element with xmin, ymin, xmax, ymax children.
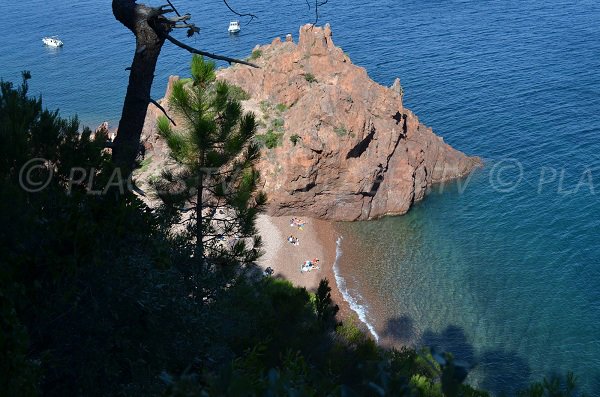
<box><xmin>157</xmin><ymin>7</ymin><xmax>175</xmax><ymax>15</ymax></box>
<box><xmin>172</xmin><ymin>23</ymin><xmax>196</xmax><ymax>29</ymax></box>
<box><xmin>166</xmin><ymin>14</ymin><xmax>191</xmax><ymax>23</ymax></box>
<box><xmin>163</xmin><ymin>1</ymin><xmax>199</xmax><ymax>36</ymax></box>
<box><xmin>149</xmin><ymin>98</ymin><xmax>176</xmax><ymax>126</ymax></box>
<box><xmin>162</xmin><ymin>33</ymin><xmax>259</xmax><ymax>68</ymax></box>
<box><xmin>222</xmin><ymin>0</ymin><xmax>258</xmax><ymax>25</ymax></box>
<box><xmin>165</xmin><ymin>0</ymin><xmax>183</xmax><ymax>17</ymax></box>
<box><xmin>312</xmin><ymin>0</ymin><xmax>329</xmax><ymax>26</ymax></box>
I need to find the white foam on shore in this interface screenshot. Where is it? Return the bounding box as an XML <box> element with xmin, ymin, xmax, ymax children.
<box><xmin>333</xmin><ymin>236</ymin><xmax>380</xmax><ymax>342</ymax></box>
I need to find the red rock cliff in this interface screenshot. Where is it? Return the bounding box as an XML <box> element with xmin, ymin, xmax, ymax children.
<box><xmin>142</xmin><ymin>24</ymin><xmax>480</xmax><ymax>221</ymax></box>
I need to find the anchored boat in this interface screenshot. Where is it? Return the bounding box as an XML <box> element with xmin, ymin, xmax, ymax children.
<box><xmin>42</xmin><ymin>36</ymin><xmax>63</xmax><ymax>47</ymax></box>
<box><xmin>228</xmin><ymin>21</ymin><xmax>241</xmax><ymax>34</ymax></box>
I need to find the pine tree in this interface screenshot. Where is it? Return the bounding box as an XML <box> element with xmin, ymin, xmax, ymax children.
<box><xmin>153</xmin><ymin>55</ymin><xmax>266</xmax><ymax>264</ymax></box>
<box><xmin>315</xmin><ymin>279</ymin><xmax>340</xmax><ymax>330</ymax></box>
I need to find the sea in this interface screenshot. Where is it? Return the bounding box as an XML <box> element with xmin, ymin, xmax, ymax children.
<box><xmin>2</xmin><ymin>0</ymin><xmax>599</xmax><ymax>395</ymax></box>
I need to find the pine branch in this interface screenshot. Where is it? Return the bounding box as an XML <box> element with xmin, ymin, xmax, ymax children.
<box><xmin>162</xmin><ymin>33</ymin><xmax>258</xmax><ymax>68</ymax></box>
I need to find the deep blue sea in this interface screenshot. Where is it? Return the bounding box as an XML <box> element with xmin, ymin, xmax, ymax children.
<box><xmin>2</xmin><ymin>0</ymin><xmax>599</xmax><ymax>395</ymax></box>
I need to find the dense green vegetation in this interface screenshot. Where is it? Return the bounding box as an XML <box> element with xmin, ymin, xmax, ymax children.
<box><xmin>0</xmin><ymin>72</ymin><xmax>585</xmax><ymax>396</ymax></box>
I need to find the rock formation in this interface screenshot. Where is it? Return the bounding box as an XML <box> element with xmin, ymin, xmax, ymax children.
<box><xmin>140</xmin><ymin>24</ymin><xmax>480</xmax><ymax>221</ymax></box>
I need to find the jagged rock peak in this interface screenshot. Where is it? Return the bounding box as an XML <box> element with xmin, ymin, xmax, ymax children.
<box><xmin>143</xmin><ymin>24</ymin><xmax>481</xmax><ymax>221</ymax></box>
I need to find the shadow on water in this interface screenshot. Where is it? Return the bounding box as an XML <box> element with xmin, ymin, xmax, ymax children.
<box><xmin>421</xmin><ymin>325</ymin><xmax>477</xmax><ymax>365</ymax></box>
<box><xmin>382</xmin><ymin>317</ymin><xmax>532</xmax><ymax>395</ymax></box>
<box><xmin>381</xmin><ymin>315</ymin><xmax>416</xmax><ymax>344</ymax></box>
<box><xmin>478</xmin><ymin>349</ymin><xmax>531</xmax><ymax>396</ymax></box>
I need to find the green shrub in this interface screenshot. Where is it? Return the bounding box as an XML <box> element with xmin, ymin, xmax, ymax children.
<box><xmin>304</xmin><ymin>73</ymin><xmax>317</xmax><ymax>83</ymax></box>
<box><xmin>256</xmin><ymin>130</ymin><xmax>283</xmax><ymax>149</ymax></box>
<box><xmin>275</xmin><ymin>103</ymin><xmax>287</xmax><ymax>113</ymax></box>
<box><xmin>272</xmin><ymin>118</ymin><xmax>284</xmax><ymax>131</ymax></box>
<box><xmin>290</xmin><ymin>134</ymin><xmax>301</xmax><ymax>146</ymax></box>
<box><xmin>228</xmin><ymin>84</ymin><xmax>250</xmax><ymax>101</ymax></box>
<box><xmin>265</xmin><ymin>132</ymin><xmax>282</xmax><ymax>149</ymax></box>
<box><xmin>336</xmin><ymin>321</ymin><xmax>365</xmax><ymax>345</ymax></box>
<box><xmin>334</xmin><ymin>126</ymin><xmax>348</xmax><ymax>137</ymax></box>
<box><xmin>249</xmin><ymin>49</ymin><xmax>263</xmax><ymax>60</ymax></box>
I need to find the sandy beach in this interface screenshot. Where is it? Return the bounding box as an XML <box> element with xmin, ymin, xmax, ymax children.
<box><xmin>256</xmin><ymin>215</ymin><xmax>353</xmax><ymax>320</ymax></box>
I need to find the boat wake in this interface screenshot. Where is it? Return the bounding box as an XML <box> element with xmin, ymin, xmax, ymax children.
<box><xmin>333</xmin><ymin>236</ymin><xmax>380</xmax><ymax>342</ymax></box>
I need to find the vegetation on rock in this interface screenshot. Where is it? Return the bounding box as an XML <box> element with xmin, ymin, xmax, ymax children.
<box><xmin>304</xmin><ymin>72</ymin><xmax>317</xmax><ymax>83</ymax></box>
<box><xmin>290</xmin><ymin>133</ymin><xmax>301</xmax><ymax>146</ymax></box>
<box><xmin>255</xmin><ymin>130</ymin><xmax>284</xmax><ymax>149</ymax></box>
<box><xmin>249</xmin><ymin>49</ymin><xmax>263</xmax><ymax>60</ymax></box>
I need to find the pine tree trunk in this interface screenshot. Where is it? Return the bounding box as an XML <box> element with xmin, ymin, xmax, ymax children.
<box><xmin>196</xmin><ymin>172</ymin><xmax>204</xmax><ymax>260</ymax></box>
<box><xmin>112</xmin><ymin>0</ymin><xmax>166</xmax><ymax>175</ymax></box>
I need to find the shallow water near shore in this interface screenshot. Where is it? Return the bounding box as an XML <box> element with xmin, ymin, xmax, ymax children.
<box><xmin>2</xmin><ymin>0</ymin><xmax>600</xmax><ymax>394</ymax></box>
<box><xmin>335</xmin><ymin>170</ymin><xmax>600</xmax><ymax>393</ymax></box>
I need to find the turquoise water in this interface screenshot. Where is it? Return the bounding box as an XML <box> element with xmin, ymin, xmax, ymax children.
<box><xmin>2</xmin><ymin>0</ymin><xmax>599</xmax><ymax>394</ymax></box>
<box><xmin>331</xmin><ymin>1</ymin><xmax>600</xmax><ymax>394</ymax></box>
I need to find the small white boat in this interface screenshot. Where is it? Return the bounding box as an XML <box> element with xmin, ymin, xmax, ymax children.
<box><xmin>42</xmin><ymin>36</ymin><xmax>63</xmax><ymax>47</ymax></box>
<box><xmin>228</xmin><ymin>21</ymin><xmax>241</xmax><ymax>34</ymax></box>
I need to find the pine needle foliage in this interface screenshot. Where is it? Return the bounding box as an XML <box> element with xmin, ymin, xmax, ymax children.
<box><xmin>153</xmin><ymin>55</ymin><xmax>266</xmax><ymax>264</ymax></box>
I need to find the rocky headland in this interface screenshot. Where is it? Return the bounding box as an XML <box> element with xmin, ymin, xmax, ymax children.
<box><xmin>139</xmin><ymin>24</ymin><xmax>480</xmax><ymax>221</ymax></box>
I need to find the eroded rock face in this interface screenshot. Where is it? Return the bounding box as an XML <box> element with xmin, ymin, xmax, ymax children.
<box><xmin>142</xmin><ymin>24</ymin><xmax>480</xmax><ymax>221</ymax></box>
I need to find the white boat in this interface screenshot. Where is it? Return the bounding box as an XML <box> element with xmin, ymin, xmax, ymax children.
<box><xmin>228</xmin><ymin>21</ymin><xmax>241</xmax><ymax>34</ymax></box>
<box><xmin>42</xmin><ymin>36</ymin><xmax>63</xmax><ymax>47</ymax></box>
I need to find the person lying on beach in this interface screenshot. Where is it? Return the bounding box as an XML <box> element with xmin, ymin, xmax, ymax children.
<box><xmin>300</xmin><ymin>260</ymin><xmax>320</xmax><ymax>273</ymax></box>
<box><xmin>287</xmin><ymin>235</ymin><xmax>300</xmax><ymax>245</ymax></box>
<box><xmin>290</xmin><ymin>218</ymin><xmax>307</xmax><ymax>230</ymax></box>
